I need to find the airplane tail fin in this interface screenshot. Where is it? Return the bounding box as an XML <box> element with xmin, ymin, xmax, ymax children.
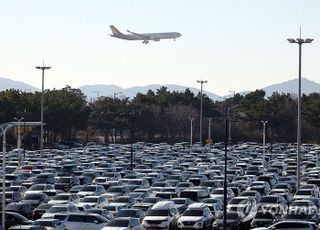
<box><xmin>110</xmin><ymin>25</ymin><xmax>123</xmax><ymax>35</ymax></box>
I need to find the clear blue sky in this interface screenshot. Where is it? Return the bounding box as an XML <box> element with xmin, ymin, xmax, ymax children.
<box><xmin>0</xmin><ymin>0</ymin><xmax>319</xmax><ymax>95</ymax></box>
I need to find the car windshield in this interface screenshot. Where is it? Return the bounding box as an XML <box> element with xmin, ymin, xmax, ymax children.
<box><xmin>172</xmin><ymin>199</ymin><xmax>186</xmax><ymax>204</ymax></box>
<box><xmin>57</xmin><ymin>178</ymin><xmax>70</xmax><ymax>183</ymax></box>
<box><xmin>114</xmin><ymin>197</ymin><xmax>129</xmax><ymax>202</ymax></box>
<box><xmin>108</xmin><ymin>187</ymin><xmax>122</xmax><ymax>193</ymax></box>
<box><xmin>34</xmin><ymin>220</ymin><xmax>58</xmax><ymax>227</ymax></box>
<box><xmin>51</xmin><ymin>215</ymin><xmax>67</xmax><ymax>221</ymax></box>
<box><xmin>82</xmin><ymin>197</ymin><xmax>97</xmax><ymax>202</ymax></box>
<box><xmin>30</xmin><ymin>185</ymin><xmax>45</xmax><ymax>190</ymax></box>
<box><xmin>147</xmin><ymin>209</ymin><xmax>169</xmax><ymax>216</ymax></box>
<box><xmin>107</xmin><ymin>219</ymin><xmax>129</xmax><ymax>227</ymax></box>
<box><xmin>53</xmin><ymin>195</ymin><xmax>69</xmax><ymax>200</ymax></box>
<box><xmin>182</xmin><ymin>209</ymin><xmax>203</xmax><ymax>216</ymax></box>
<box><xmin>142</xmin><ymin>198</ymin><xmax>158</xmax><ymax>203</ymax></box>
<box><xmin>254</xmin><ymin>212</ymin><xmax>273</xmax><ymax>219</ymax></box>
<box><xmin>7</xmin><ymin>187</ymin><xmax>19</xmax><ymax>192</ymax></box>
<box><xmin>296</xmin><ymin>190</ymin><xmax>312</xmax><ymax>195</ymax></box>
<box><xmin>105</xmin><ymin>206</ymin><xmax>116</xmax><ymax>211</ymax></box>
<box><xmin>230</xmin><ymin>198</ymin><xmax>247</xmax><ymax>204</ymax></box>
<box><xmin>117</xmin><ymin>210</ymin><xmax>140</xmax><ymax>217</ymax></box>
<box><xmin>48</xmin><ymin>207</ymin><xmax>67</xmax><ymax>213</ymax></box>
<box><xmin>292</xmin><ymin>201</ymin><xmax>310</xmax><ymax>207</ymax></box>
<box><xmin>24</xmin><ymin>193</ymin><xmax>42</xmax><ymax>200</ymax></box>
<box><xmin>212</xmin><ymin>190</ymin><xmax>223</xmax><ymax>195</ymax></box>
<box><xmin>274</xmin><ymin>223</ymin><xmax>311</xmax><ymax>229</ymax></box>
<box><xmin>81</xmin><ymin>186</ymin><xmax>96</xmax><ymax>192</ymax></box>
<box><xmin>260</xmin><ymin>197</ymin><xmax>277</xmax><ymax>203</ymax></box>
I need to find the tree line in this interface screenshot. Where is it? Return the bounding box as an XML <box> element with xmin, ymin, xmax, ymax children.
<box><xmin>1</xmin><ymin>86</ymin><xmax>320</xmax><ymax>147</ymax></box>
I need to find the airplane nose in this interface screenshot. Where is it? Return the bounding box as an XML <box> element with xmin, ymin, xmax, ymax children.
<box><xmin>177</xmin><ymin>33</ymin><xmax>182</xmax><ymax>37</ymax></box>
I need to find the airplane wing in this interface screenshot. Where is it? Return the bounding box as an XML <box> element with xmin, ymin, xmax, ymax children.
<box><xmin>127</xmin><ymin>30</ymin><xmax>151</xmax><ymax>40</ymax></box>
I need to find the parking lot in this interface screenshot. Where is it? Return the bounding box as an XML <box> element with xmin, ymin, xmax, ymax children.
<box><xmin>1</xmin><ymin>141</ymin><xmax>320</xmax><ymax>230</ymax></box>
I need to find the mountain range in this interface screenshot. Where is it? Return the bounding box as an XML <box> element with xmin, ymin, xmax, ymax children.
<box><xmin>0</xmin><ymin>77</ymin><xmax>319</xmax><ymax>100</ymax></box>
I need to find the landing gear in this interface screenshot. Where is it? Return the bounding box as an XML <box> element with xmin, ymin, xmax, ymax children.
<box><xmin>142</xmin><ymin>40</ymin><xmax>149</xmax><ymax>44</ymax></box>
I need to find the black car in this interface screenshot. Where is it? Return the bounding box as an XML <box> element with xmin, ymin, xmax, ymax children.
<box><xmin>32</xmin><ymin>203</ymin><xmax>54</xmax><ymax>220</ymax></box>
<box><xmin>5</xmin><ymin>202</ymin><xmax>34</xmax><ymax>220</ymax></box>
<box><xmin>0</xmin><ymin>212</ymin><xmax>34</xmax><ymax>229</ymax></box>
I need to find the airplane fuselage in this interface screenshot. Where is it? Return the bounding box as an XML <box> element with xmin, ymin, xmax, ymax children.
<box><xmin>111</xmin><ymin>32</ymin><xmax>181</xmax><ymax>41</ymax></box>
<box><xmin>109</xmin><ymin>25</ymin><xmax>181</xmax><ymax>43</ymax></box>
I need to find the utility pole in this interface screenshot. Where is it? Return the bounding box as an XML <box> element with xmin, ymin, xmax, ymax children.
<box><xmin>223</xmin><ymin>107</ymin><xmax>229</xmax><ymax>230</ymax></box>
<box><xmin>35</xmin><ymin>62</ymin><xmax>51</xmax><ymax>159</ymax></box>
<box><xmin>189</xmin><ymin>117</ymin><xmax>194</xmax><ymax>149</ymax></box>
<box><xmin>261</xmin><ymin>120</ymin><xmax>268</xmax><ymax>168</ymax></box>
<box><xmin>208</xmin><ymin>117</ymin><xmax>212</xmax><ymax>143</ymax></box>
<box><xmin>228</xmin><ymin>91</ymin><xmax>235</xmax><ymax>144</ymax></box>
<box><xmin>197</xmin><ymin>80</ymin><xmax>208</xmax><ymax>146</ymax></box>
<box><xmin>287</xmin><ymin>31</ymin><xmax>313</xmax><ymax>190</ymax></box>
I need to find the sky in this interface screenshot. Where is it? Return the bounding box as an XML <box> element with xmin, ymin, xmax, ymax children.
<box><xmin>0</xmin><ymin>0</ymin><xmax>320</xmax><ymax>96</ymax></box>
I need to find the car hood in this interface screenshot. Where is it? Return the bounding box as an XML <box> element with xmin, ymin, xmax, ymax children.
<box><xmin>42</xmin><ymin>213</ymin><xmax>55</xmax><ymax>218</ymax></box>
<box><xmin>144</xmin><ymin>216</ymin><xmax>169</xmax><ymax>221</ymax></box>
<box><xmin>48</xmin><ymin>200</ymin><xmax>68</xmax><ymax>205</ymax></box>
<box><xmin>179</xmin><ymin>216</ymin><xmax>203</xmax><ymax>222</ymax></box>
<box><xmin>101</xmin><ymin>227</ymin><xmax>129</xmax><ymax>230</ymax></box>
<box><xmin>78</xmin><ymin>192</ymin><xmax>95</xmax><ymax>196</ymax></box>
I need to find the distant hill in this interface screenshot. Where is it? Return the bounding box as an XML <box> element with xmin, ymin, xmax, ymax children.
<box><xmin>79</xmin><ymin>84</ymin><xmax>221</xmax><ymax>101</ymax></box>
<box><xmin>0</xmin><ymin>77</ymin><xmax>39</xmax><ymax>92</ymax></box>
<box><xmin>262</xmin><ymin>78</ymin><xmax>320</xmax><ymax>97</ymax></box>
<box><xmin>1</xmin><ymin>77</ymin><xmax>320</xmax><ymax>100</ymax></box>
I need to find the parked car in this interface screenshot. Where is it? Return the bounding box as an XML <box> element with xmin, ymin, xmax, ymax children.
<box><xmin>177</xmin><ymin>203</ymin><xmax>213</xmax><ymax>229</ymax></box>
<box><xmin>102</xmin><ymin>217</ymin><xmax>143</xmax><ymax>230</ymax></box>
<box><xmin>142</xmin><ymin>201</ymin><xmax>180</xmax><ymax>230</ymax></box>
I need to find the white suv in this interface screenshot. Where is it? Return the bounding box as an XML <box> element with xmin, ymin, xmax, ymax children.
<box><xmin>142</xmin><ymin>201</ymin><xmax>180</xmax><ymax>230</ymax></box>
<box><xmin>177</xmin><ymin>203</ymin><xmax>213</xmax><ymax>229</ymax></box>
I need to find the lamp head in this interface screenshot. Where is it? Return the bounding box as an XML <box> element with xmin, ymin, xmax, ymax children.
<box><xmin>305</xmin><ymin>38</ymin><xmax>314</xmax><ymax>43</ymax></box>
<box><xmin>287</xmin><ymin>38</ymin><xmax>296</xmax><ymax>43</ymax></box>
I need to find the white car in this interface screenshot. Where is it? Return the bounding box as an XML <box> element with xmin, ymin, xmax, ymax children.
<box><xmin>251</xmin><ymin>220</ymin><xmax>318</xmax><ymax>230</ymax></box>
<box><xmin>64</xmin><ymin>213</ymin><xmax>109</xmax><ymax>230</ymax></box>
<box><xmin>42</xmin><ymin>204</ymin><xmax>79</xmax><ymax>218</ymax></box>
<box><xmin>34</xmin><ymin>218</ymin><xmax>66</xmax><ymax>230</ymax></box>
<box><xmin>102</xmin><ymin>217</ymin><xmax>143</xmax><ymax>230</ymax></box>
<box><xmin>77</xmin><ymin>196</ymin><xmax>108</xmax><ymax>209</ymax></box>
<box><xmin>142</xmin><ymin>201</ymin><xmax>180</xmax><ymax>230</ymax></box>
<box><xmin>177</xmin><ymin>203</ymin><xmax>213</xmax><ymax>229</ymax></box>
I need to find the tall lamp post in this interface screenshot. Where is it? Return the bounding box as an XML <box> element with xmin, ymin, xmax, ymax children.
<box><xmin>223</xmin><ymin>107</ymin><xmax>229</xmax><ymax>230</ymax></box>
<box><xmin>35</xmin><ymin>63</ymin><xmax>51</xmax><ymax>159</ymax></box>
<box><xmin>13</xmin><ymin>117</ymin><xmax>24</xmax><ymax>168</ymax></box>
<box><xmin>114</xmin><ymin>91</ymin><xmax>123</xmax><ymax>99</ymax></box>
<box><xmin>208</xmin><ymin>117</ymin><xmax>212</xmax><ymax>143</ymax></box>
<box><xmin>261</xmin><ymin>120</ymin><xmax>268</xmax><ymax>168</ymax></box>
<box><xmin>1</xmin><ymin>125</ymin><xmax>9</xmax><ymax>230</ymax></box>
<box><xmin>189</xmin><ymin>117</ymin><xmax>194</xmax><ymax>149</ymax></box>
<box><xmin>197</xmin><ymin>80</ymin><xmax>208</xmax><ymax>146</ymax></box>
<box><xmin>287</xmin><ymin>35</ymin><xmax>313</xmax><ymax>189</ymax></box>
<box><xmin>228</xmin><ymin>91</ymin><xmax>236</xmax><ymax>144</ymax></box>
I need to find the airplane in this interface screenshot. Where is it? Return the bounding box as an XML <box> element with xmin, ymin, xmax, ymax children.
<box><xmin>109</xmin><ymin>25</ymin><xmax>182</xmax><ymax>44</ymax></box>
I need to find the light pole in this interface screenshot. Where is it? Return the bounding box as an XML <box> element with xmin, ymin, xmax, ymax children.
<box><xmin>228</xmin><ymin>91</ymin><xmax>236</xmax><ymax>144</ymax></box>
<box><xmin>223</xmin><ymin>107</ymin><xmax>229</xmax><ymax>230</ymax></box>
<box><xmin>261</xmin><ymin>120</ymin><xmax>268</xmax><ymax>168</ymax></box>
<box><xmin>208</xmin><ymin>117</ymin><xmax>212</xmax><ymax>142</ymax></box>
<box><xmin>1</xmin><ymin>123</ymin><xmax>13</xmax><ymax>230</ymax></box>
<box><xmin>114</xmin><ymin>91</ymin><xmax>123</xmax><ymax>99</ymax></box>
<box><xmin>189</xmin><ymin>117</ymin><xmax>194</xmax><ymax>149</ymax></box>
<box><xmin>197</xmin><ymin>80</ymin><xmax>208</xmax><ymax>146</ymax></box>
<box><xmin>35</xmin><ymin>63</ymin><xmax>51</xmax><ymax>159</ymax></box>
<box><xmin>287</xmin><ymin>34</ymin><xmax>313</xmax><ymax>189</ymax></box>
<box><xmin>14</xmin><ymin>117</ymin><xmax>24</xmax><ymax>168</ymax></box>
